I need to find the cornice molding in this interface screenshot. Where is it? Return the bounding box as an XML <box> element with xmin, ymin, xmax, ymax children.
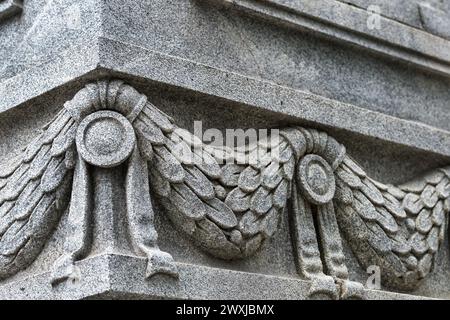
<box><xmin>218</xmin><ymin>0</ymin><xmax>450</xmax><ymax>77</ymax></box>
<box><xmin>1</xmin><ymin>38</ymin><xmax>449</xmax><ymax>158</ymax></box>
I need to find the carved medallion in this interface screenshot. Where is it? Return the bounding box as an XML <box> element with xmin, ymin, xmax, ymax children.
<box><xmin>297</xmin><ymin>154</ymin><xmax>335</xmax><ymax>205</ymax></box>
<box><xmin>76</xmin><ymin>111</ymin><xmax>136</xmax><ymax>168</ymax></box>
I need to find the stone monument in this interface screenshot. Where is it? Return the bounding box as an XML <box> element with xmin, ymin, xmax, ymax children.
<box><xmin>0</xmin><ymin>0</ymin><xmax>449</xmax><ymax>300</ymax></box>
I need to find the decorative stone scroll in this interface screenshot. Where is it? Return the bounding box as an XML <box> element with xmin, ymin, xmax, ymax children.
<box><xmin>0</xmin><ymin>80</ymin><xmax>449</xmax><ymax>299</ymax></box>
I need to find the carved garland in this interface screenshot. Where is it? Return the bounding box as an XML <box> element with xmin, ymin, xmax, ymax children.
<box><xmin>0</xmin><ymin>80</ymin><xmax>448</xmax><ymax>299</ymax></box>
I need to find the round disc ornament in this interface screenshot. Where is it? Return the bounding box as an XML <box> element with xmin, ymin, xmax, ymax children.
<box><xmin>297</xmin><ymin>154</ymin><xmax>336</xmax><ymax>205</ymax></box>
<box><xmin>76</xmin><ymin>111</ymin><xmax>136</xmax><ymax>168</ymax></box>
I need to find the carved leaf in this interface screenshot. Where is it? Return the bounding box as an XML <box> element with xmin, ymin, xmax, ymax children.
<box><xmin>431</xmin><ymin>201</ymin><xmax>445</xmax><ymax>226</ymax></box>
<box><xmin>0</xmin><ymin>109</ymin><xmax>74</xmax><ymax>280</ymax></box>
<box><xmin>261</xmin><ymin>162</ymin><xmax>283</xmax><ymax>189</ymax></box>
<box><xmin>204</xmin><ymin>198</ymin><xmax>237</xmax><ymax>229</ymax></box>
<box><xmin>153</xmin><ymin>146</ymin><xmax>185</xmax><ymax>183</ymax></box>
<box><xmin>238</xmin><ymin>166</ymin><xmax>260</xmax><ymax>193</ymax></box>
<box><xmin>143</xmin><ymin>103</ymin><xmax>174</xmax><ymax>133</ymax></box>
<box><xmin>225</xmin><ymin>187</ymin><xmax>251</xmax><ymax>212</ymax></box>
<box><xmin>192</xmin><ymin>149</ymin><xmax>222</xmax><ymax>180</ymax></box>
<box><xmin>134</xmin><ymin>119</ymin><xmax>165</xmax><ymax>145</ymax></box>
<box><xmin>416</xmin><ymin>209</ymin><xmax>433</xmax><ymax>234</ymax></box>
<box><xmin>171</xmin><ymin>183</ymin><xmax>205</xmax><ymax>220</ymax></box>
<box><xmin>184</xmin><ymin>166</ymin><xmax>215</xmax><ymax>200</ymax></box>
<box><xmin>273</xmin><ymin>180</ymin><xmax>288</xmax><ymax>209</ymax></box>
<box><xmin>360</xmin><ymin>178</ymin><xmax>384</xmax><ymax>206</ymax></box>
<box><xmin>220</xmin><ymin>164</ymin><xmax>244</xmax><ymax>187</ymax></box>
<box><xmin>238</xmin><ymin>211</ymin><xmax>260</xmax><ymax>237</ymax></box>
<box><xmin>334</xmin><ymin>154</ymin><xmax>450</xmax><ymax>289</ymax></box>
<box><xmin>250</xmin><ymin>187</ymin><xmax>272</xmax><ymax>215</ymax></box>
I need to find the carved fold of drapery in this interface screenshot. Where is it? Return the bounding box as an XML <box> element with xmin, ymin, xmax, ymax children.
<box><xmin>0</xmin><ymin>80</ymin><xmax>449</xmax><ymax>299</ymax></box>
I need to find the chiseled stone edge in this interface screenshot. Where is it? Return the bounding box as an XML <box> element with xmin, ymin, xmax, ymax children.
<box><xmin>97</xmin><ymin>38</ymin><xmax>450</xmax><ymax>158</ymax></box>
<box><xmin>218</xmin><ymin>0</ymin><xmax>450</xmax><ymax>77</ymax></box>
<box><xmin>0</xmin><ymin>0</ymin><xmax>22</xmax><ymax>22</ymax></box>
<box><xmin>0</xmin><ymin>37</ymin><xmax>101</xmax><ymax>114</ymax></box>
<box><xmin>1</xmin><ymin>37</ymin><xmax>450</xmax><ymax>159</ymax></box>
<box><xmin>0</xmin><ymin>254</ymin><xmax>434</xmax><ymax>300</ymax></box>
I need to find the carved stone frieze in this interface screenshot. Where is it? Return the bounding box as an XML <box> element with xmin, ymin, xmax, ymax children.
<box><xmin>0</xmin><ymin>80</ymin><xmax>449</xmax><ymax>299</ymax></box>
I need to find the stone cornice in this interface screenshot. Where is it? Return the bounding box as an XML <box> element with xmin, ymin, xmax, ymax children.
<box><xmin>218</xmin><ymin>0</ymin><xmax>450</xmax><ymax>77</ymax></box>
<box><xmin>1</xmin><ymin>37</ymin><xmax>449</xmax><ymax>159</ymax></box>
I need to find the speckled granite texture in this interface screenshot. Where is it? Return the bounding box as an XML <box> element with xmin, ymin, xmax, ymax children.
<box><xmin>0</xmin><ymin>0</ymin><xmax>449</xmax><ymax>300</ymax></box>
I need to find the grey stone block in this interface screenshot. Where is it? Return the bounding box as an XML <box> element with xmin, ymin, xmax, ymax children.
<box><xmin>0</xmin><ymin>0</ymin><xmax>449</xmax><ymax>300</ymax></box>
<box><xmin>0</xmin><ymin>253</ymin><xmax>433</xmax><ymax>300</ymax></box>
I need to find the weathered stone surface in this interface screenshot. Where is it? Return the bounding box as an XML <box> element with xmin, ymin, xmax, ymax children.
<box><xmin>0</xmin><ymin>254</ymin><xmax>433</xmax><ymax>300</ymax></box>
<box><xmin>0</xmin><ymin>0</ymin><xmax>449</xmax><ymax>300</ymax></box>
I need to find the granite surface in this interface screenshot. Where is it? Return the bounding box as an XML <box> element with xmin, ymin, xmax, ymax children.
<box><xmin>0</xmin><ymin>0</ymin><xmax>449</xmax><ymax>300</ymax></box>
<box><xmin>0</xmin><ymin>254</ymin><xmax>433</xmax><ymax>300</ymax></box>
<box><xmin>336</xmin><ymin>0</ymin><xmax>450</xmax><ymax>32</ymax></box>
